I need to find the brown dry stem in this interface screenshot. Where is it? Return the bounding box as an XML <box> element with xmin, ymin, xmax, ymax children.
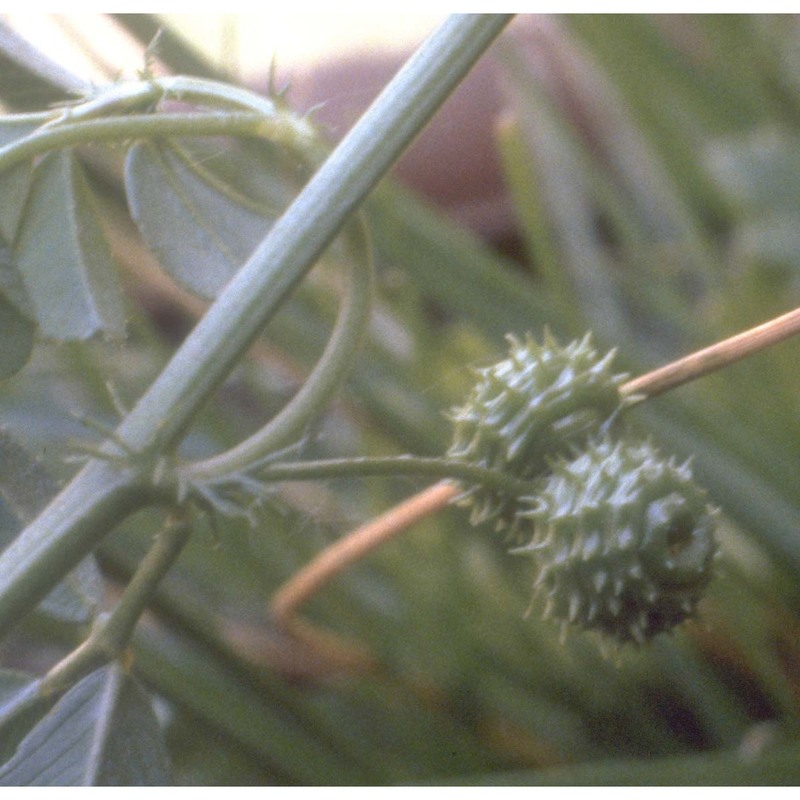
<box><xmin>620</xmin><ymin>304</ymin><xmax>800</xmax><ymax>401</ymax></box>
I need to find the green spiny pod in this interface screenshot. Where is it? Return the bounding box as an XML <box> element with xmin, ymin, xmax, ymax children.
<box><xmin>447</xmin><ymin>331</ymin><xmax>627</xmax><ymax>527</ymax></box>
<box><xmin>515</xmin><ymin>437</ymin><xmax>717</xmax><ymax>646</ymax></box>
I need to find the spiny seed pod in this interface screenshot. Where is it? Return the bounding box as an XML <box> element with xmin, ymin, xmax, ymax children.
<box><xmin>448</xmin><ymin>331</ymin><xmax>627</xmax><ymax>527</ymax></box>
<box><xmin>515</xmin><ymin>437</ymin><xmax>717</xmax><ymax>646</ymax></box>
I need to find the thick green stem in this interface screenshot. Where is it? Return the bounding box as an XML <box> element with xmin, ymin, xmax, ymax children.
<box><xmin>0</xmin><ymin>15</ymin><xmax>512</xmax><ymax>634</ymax></box>
<box><xmin>0</xmin><ymin>460</ymin><xmax>154</xmax><ymax>639</ymax></box>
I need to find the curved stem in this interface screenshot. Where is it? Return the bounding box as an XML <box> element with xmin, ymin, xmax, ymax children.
<box><xmin>50</xmin><ymin>74</ymin><xmax>285</xmax><ymax>123</ymax></box>
<box><xmin>184</xmin><ymin>215</ymin><xmax>374</xmax><ymax>482</ymax></box>
<box><xmin>0</xmin><ymin>72</ymin><xmax>323</xmax><ymax>177</ymax></box>
<box><xmin>156</xmin><ymin>75</ymin><xmax>284</xmax><ymax>119</ymax></box>
<box><xmin>44</xmin><ymin>72</ymin><xmax>313</xmax><ymax>138</ymax></box>
<box><xmin>44</xmin><ymin>78</ymin><xmax>164</xmax><ymax>123</ymax></box>
<box><xmin>0</xmin><ymin>111</ymin><xmax>305</xmax><ymax>174</ymax></box>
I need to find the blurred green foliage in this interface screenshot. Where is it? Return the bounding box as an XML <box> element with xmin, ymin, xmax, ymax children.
<box><xmin>2</xmin><ymin>13</ymin><xmax>800</xmax><ymax>785</ymax></box>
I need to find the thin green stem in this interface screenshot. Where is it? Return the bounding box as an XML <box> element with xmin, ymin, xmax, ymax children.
<box><xmin>39</xmin><ymin>513</ymin><xmax>192</xmax><ymax>697</ymax></box>
<box><xmin>0</xmin><ymin>72</ymin><xmax>322</xmax><ymax>176</ymax></box>
<box><xmin>229</xmin><ymin>454</ymin><xmax>534</xmax><ymax>499</ymax></box>
<box><xmin>42</xmin><ymin>72</ymin><xmax>297</xmax><ymax>128</ymax></box>
<box><xmin>44</xmin><ymin>77</ymin><xmax>164</xmax><ymax>122</ymax></box>
<box><xmin>155</xmin><ymin>74</ymin><xmax>283</xmax><ymax>118</ymax></box>
<box><xmin>185</xmin><ymin>215</ymin><xmax>374</xmax><ymax>482</ymax></box>
<box><xmin>0</xmin><ymin>112</ymin><xmax>304</xmax><ymax>174</ymax></box>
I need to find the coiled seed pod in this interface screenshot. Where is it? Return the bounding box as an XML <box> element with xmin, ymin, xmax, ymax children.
<box><xmin>447</xmin><ymin>331</ymin><xmax>627</xmax><ymax>527</ymax></box>
<box><xmin>515</xmin><ymin>437</ymin><xmax>717</xmax><ymax>645</ymax></box>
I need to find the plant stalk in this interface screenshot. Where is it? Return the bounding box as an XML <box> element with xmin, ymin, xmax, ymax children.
<box><xmin>0</xmin><ymin>112</ymin><xmax>301</xmax><ymax>173</ymax></box>
<box><xmin>185</xmin><ymin>216</ymin><xmax>374</xmax><ymax>481</ymax></box>
<box><xmin>40</xmin><ymin>513</ymin><xmax>192</xmax><ymax>697</ymax></box>
<box><xmin>620</xmin><ymin>304</ymin><xmax>800</xmax><ymax>400</ymax></box>
<box><xmin>250</xmin><ymin>454</ymin><xmax>534</xmax><ymax>497</ymax></box>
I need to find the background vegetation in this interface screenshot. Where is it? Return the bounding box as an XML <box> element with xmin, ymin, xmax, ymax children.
<box><xmin>1</xmin><ymin>13</ymin><xmax>800</xmax><ymax>785</ymax></box>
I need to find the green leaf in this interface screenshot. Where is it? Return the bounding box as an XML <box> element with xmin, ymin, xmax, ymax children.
<box><xmin>0</xmin><ymin>212</ymin><xmax>35</xmax><ymax>379</ymax></box>
<box><xmin>0</xmin><ymin>238</ymin><xmax>32</xmax><ymax>316</ymax></box>
<box><xmin>0</xmin><ymin>671</ymin><xmax>43</xmax><ymax>763</ymax></box>
<box><xmin>0</xmin><ymin>426</ymin><xmax>61</xmax><ymax>523</ymax></box>
<box><xmin>0</xmin><ymin>665</ymin><xmax>170</xmax><ymax>786</ymax></box>
<box><xmin>0</xmin><ymin>117</ymin><xmax>41</xmax><ymax>247</ymax></box>
<box><xmin>37</xmin><ymin>558</ymin><xmax>104</xmax><ymax>626</ymax></box>
<box><xmin>172</xmin><ymin>135</ymin><xmax>306</xmax><ymax>215</ymax></box>
<box><xmin>125</xmin><ymin>139</ymin><xmax>278</xmax><ymax>299</ymax></box>
<box><xmin>0</xmin><ymin>291</ymin><xmax>33</xmax><ymax>379</ymax></box>
<box><xmin>14</xmin><ymin>150</ymin><xmax>125</xmax><ymax>340</ymax></box>
<box><xmin>0</xmin><ymin>113</ymin><xmax>40</xmax><ymax>245</ymax></box>
<box><xmin>0</xmin><ymin>162</ymin><xmax>33</xmax><ymax>244</ymax></box>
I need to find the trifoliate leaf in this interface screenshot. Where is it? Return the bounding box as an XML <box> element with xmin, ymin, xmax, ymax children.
<box><xmin>0</xmin><ymin>115</ymin><xmax>42</xmax><ymax>243</ymax></box>
<box><xmin>125</xmin><ymin>139</ymin><xmax>277</xmax><ymax>299</ymax></box>
<box><xmin>14</xmin><ymin>149</ymin><xmax>126</xmax><ymax>340</ymax></box>
<box><xmin>0</xmin><ymin>665</ymin><xmax>170</xmax><ymax>786</ymax></box>
<box><xmin>0</xmin><ymin>671</ymin><xmax>44</xmax><ymax>764</ymax></box>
